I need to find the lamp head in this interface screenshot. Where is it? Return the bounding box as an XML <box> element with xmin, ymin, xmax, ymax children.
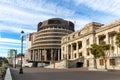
<box><xmin>21</xmin><ymin>30</ymin><xmax>24</xmax><ymax>38</ymax></box>
<box><xmin>21</xmin><ymin>30</ymin><xmax>24</xmax><ymax>34</ymax></box>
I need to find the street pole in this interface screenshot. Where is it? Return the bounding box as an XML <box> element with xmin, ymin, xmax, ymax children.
<box><xmin>53</xmin><ymin>49</ymin><xmax>56</xmax><ymax>69</ymax></box>
<box><xmin>14</xmin><ymin>50</ymin><xmax>17</xmax><ymax>68</ymax></box>
<box><xmin>19</xmin><ymin>30</ymin><xmax>24</xmax><ymax>74</ymax></box>
<box><xmin>53</xmin><ymin>55</ymin><xmax>55</xmax><ymax>69</ymax></box>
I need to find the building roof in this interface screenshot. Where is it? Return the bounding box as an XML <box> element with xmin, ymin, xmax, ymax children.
<box><xmin>37</xmin><ymin>18</ymin><xmax>74</xmax><ymax>30</ymax></box>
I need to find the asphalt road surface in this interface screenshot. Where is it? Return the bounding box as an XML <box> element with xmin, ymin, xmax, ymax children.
<box><xmin>11</xmin><ymin>67</ymin><xmax>120</xmax><ymax>80</ymax></box>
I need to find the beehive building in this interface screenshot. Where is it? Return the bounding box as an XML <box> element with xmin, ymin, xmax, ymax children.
<box><xmin>28</xmin><ymin>18</ymin><xmax>74</xmax><ymax>65</ymax></box>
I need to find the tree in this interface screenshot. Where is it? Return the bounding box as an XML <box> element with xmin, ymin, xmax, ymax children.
<box><xmin>99</xmin><ymin>41</ymin><xmax>111</xmax><ymax>69</ymax></box>
<box><xmin>115</xmin><ymin>29</ymin><xmax>120</xmax><ymax>54</ymax></box>
<box><xmin>90</xmin><ymin>43</ymin><xmax>101</xmax><ymax>69</ymax></box>
<box><xmin>0</xmin><ymin>57</ymin><xmax>8</xmax><ymax>66</ymax></box>
<box><xmin>90</xmin><ymin>41</ymin><xmax>113</xmax><ymax>69</ymax></box>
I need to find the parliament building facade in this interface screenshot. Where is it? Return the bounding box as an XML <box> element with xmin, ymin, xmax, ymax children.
<box><xmin>26</xmin><ymin>18</ymin><xmax>120</xmax><ymax>69</ymax></box>
<box><xmin>61</xmin><ymin>20</ymin><xmax>120</xmax><ymax>69</ymax></box>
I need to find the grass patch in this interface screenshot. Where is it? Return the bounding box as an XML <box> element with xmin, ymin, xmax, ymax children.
<box><xmin>0</xmin><ymin>66</ymin><xmax>5</xmax><ymax>70</ymax></box>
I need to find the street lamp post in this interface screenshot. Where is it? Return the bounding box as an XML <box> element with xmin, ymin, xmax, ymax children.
<box><xmin>19</xmin><ymin>30</ymin><xmax>24</xmax><ymax>74</ymax></box>
<box><xmin>53</xmin><ymin>49</ymin><xmax>56</xmax><ymax>69</ymax></box>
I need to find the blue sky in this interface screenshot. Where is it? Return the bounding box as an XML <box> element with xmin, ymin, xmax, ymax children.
<box><xmin>0</xmin><ymin>0</ymin><xmax>120</xmax><ymax>57</ymax></box>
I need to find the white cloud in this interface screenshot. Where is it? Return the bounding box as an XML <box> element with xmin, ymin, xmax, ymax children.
<box><xmin>73</xmin><ymin>0</ymin><xmax>120</xmax><ymax>16</ymax></box>
<box><xmin>0</xmin><ymin>37</ymin><xmax>26</xmax><ymax>57</ymax></box>
<box><xmin>0</xmin><ymin>24</ymin><xmax>36</xmax><ymax>34</ymax></box>
<box><xmin>73</xmin><ymin>0</ymin><xmax>84</xmax><ymax>6</ymax></box>
<box><xmin>74</xmin><ymin>20</ymin><xmax>90</xmax><ymax>30</ymax></box>
<box><xmin>0</xmin><ymin>42</ymin><xmax>26</xmax><ymax>46</ymax></box>
<box><xmin>66</xmin><ymin>17</ymin><xmax>91</xmax><ymax>30</ymax></box>
<box><xmin>0</xmin><ymin>5</ymin><xmax>50</xmax><ymax>23</ymax></box>
<box><xmin>0</xmin><ymin>0</ymin><xmax>74</xmax><ymax>20</ymax></box>
<box><xmin>0</xmin><ymin>0</ymin><xmax>76</xmax><ymax>34</ymax></box>
<box><xmin>0</xmin><ymin>52</ymin><xmax>7</xmax><ymax>57</ymax></box>
<box><xmin>0</xmin><ymin>46</ymin><xmax>21</xmax><ymax>51</ymax></box>
<box><xmin>0</xmin><ymin>0</ymin><xmax>120</xmax><ymax>57</ymax></box>
<box><xmin>0</xmin><ymin>46</ymin><xmax>26</xmax><ymax>57</ymax></box>
<box><xmin>0</xmin><ymin>37</ymin><xmax>26</xmax><ymax>44</ymax></box>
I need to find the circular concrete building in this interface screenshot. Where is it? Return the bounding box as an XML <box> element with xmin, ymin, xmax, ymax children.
<box><xmin>30</xmin><ymin>18</ymin><xmax>74</xmax><ymax>65</ymax></box>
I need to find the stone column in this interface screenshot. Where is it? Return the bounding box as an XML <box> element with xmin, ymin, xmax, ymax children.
<box><xmin>30</xmin><ymin>50</ymin><xmax>32</xmax><ymax>61</ymax></box>
<box><xmin>96</xmin><ymin>36</ymin><xmax>99</xmax><ymax>44</ymax></box>
<box><xmin>68</xmin><ymin>45</ymin><xmax>71</xmax><ymax>59</ymax></box>
<box><xmin>32</xmin><ymin>50</ymin><xmax>35</xmax><ymax>61</ymax></box>
<box><xmin>40</xmin><ymin>49</ymin><xmax>44</xmax><ymax>67</ymax></box>
<box><xmin>58</xmin><ymin>49</ymin><xmax>60</xmax><ymax>61</ymax></box>
<box><xmin>76</xmin><ymin>42</ymin><xmax>79</xmax><ymax>58</ymax></box>
<box><xmin>38</xmin><ymin>49</ymin><xmax>40</xmax><ymax>61</ymax></box>
<box><xmin>40</xmin><ymin>49</ymin><xmax>42</xmax><ymax>61</ymax></box>
<box><xmin>36</xmin><ymin>50</ymin><xmax>38</xmax><ymax>61</ymax></box>
<box><xmin>66</xmin><ymin>45</ymin><xmax>68</xmax><ymax>59</ymax></box>
<box><xmin>106</xmin><ymin>33</ymin><xmax>109</xmax><ymax>44</ymax></box>
<box><xmin>71</xmin><ymin>44</ymin><xmax>73</xmax><ymax>59</ymax></box>
<box><xmin>44</xmin><ymin>49</ymin><xmax>47</xmax><ymax>61</ymax></box>
<box><xmin>34</xmin><ymin>50</ymin><xmax>36</xmax><ymax>61</ymax></box>
<box><xmin>39</xmin><ymin>49</ymin><xmax>41</xmax><ymax>61</ymax></box>
<box><xmin>51</xmin><ymin>49</ymin><xmax>53</xmax><ymax>61</ymax></box>
<box><xmin>37</xmin><ymin>49</ymin><xmax>39</xmax><ymax>61</ymax></box>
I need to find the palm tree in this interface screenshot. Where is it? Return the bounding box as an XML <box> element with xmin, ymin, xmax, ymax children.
<box><xmin>90</xmin><ymin>43</ymin><xmax>101</xmax><ymax>69</ymax></box>
<box><xmin>115</xmin><ymin>29</ymin><xmax>120</xmax><ymax>54</ymax></box>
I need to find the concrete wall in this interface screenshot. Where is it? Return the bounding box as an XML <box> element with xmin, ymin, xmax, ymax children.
<box><xmin>45</xmin><ymin>57</ymin><xmax>84</xmax><ymax>69</ymax></box>
<box><xmin>45</xmin><ymin>59</ymin><xmax>67</xmax><ymax>69</ymax></box>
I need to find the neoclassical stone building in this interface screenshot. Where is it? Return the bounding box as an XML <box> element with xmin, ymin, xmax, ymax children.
<box><xmin>27</xmin><ymin>18</ymin><xmax>74</xmax><ymax>66</ymax></box>
<box><xmin>61</xmin><ymin>20</ymin><xmax>120</xmax><ymax>69</ymax></box>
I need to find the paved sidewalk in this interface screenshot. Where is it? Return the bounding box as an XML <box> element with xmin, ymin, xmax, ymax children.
<box><xmin>0</xmin><ymin>76</ymin><xmax>4</xmax><ymax>80</ymax></box>
<box><xmin>10</xmin><ymin>67</ymin><xmax>88</xmax><ymax>80</ymax></box>
<box><xmin>10</xmin><ymin>68</ymin><xmax>24</xmax><ymax>80</ymax></box>
<box><xmin>4</xmin><ymin>68</ymin><xmax>12</xmax><ymax>80</ymax></box>
<box><xmin>10</xmin><ymin>67</ymin><xmax>120</xmax><ymax>80</ymax></box>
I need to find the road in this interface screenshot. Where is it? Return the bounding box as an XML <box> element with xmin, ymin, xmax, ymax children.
<box><xmin>10</xmin><ymin>67</ymin><xmax>120</xmax><ymax>80</ymax></box>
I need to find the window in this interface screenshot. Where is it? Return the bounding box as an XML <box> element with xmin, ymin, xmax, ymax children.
<box><xmin>110</xmin><ymin>36</ymin><xmax>114</xmax><ymax>45</ymax></box>
<box><xmin>74</xmin><ymin>54</ymin><xmax>76</xmax><ymax>58</ymax></box>
<box><xmin>86</xmin><ymin>39</ymin><xmax>89</xmax><ymax>45</ymax></box>
<box><xmin>68</xmin><ymin>55</ymin><xmax>71</xmax><ymax>59</ymax></box>
<box><xmin>78</xmin><ymin>41</ymin><xmax>82</xmax><ymax>49</ymax></box>
<box><xmin>73</xmin><ymin>43</ymin><xmax>76</xmax><ymax>50</ymax></box>
<box><xmin>98</xmin><ymin>34</ymin><xmax>106</xmax><ymax>44</ymax></box>
<box><xmin>86</xmin><ymin>48</ymin><xmax>90</xmax><ymax>55</ymax></box>
<box><xmin>68</xmin><ymin>37</ymin><xmax>70</xmax><ymax>40</ymax></box>
<box><xmin>87</xmin><ymin>60</ymin><xmax>89</xmax><ymax>67</ymax></box>
<box><xmin>41</xmin><ymin>56</ymin><xmax>44</xmax><ymax>61</ymax></box>
<box><xmin>99</xmin><ymin>59</ymin><xmax>104</xmax><ymax>66</ymax></box>
<box><xmin>110</xmin><ymin>59</ymin><xmax>115</xmax><ymax>66</ymax></box>
<box><xmin>36</xmin><ymin>52</ymin><xmax>38</xmax><ymax>60</ymax></box>
<box><xmin>79</xmin><ymin>52</ymin><xmax>82</xmax><ymax>57</ymax></box>
<box><xmin>73</xmin><ymin>34</ymin><xmax>75</xmax><ymax>38</ymax></box>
